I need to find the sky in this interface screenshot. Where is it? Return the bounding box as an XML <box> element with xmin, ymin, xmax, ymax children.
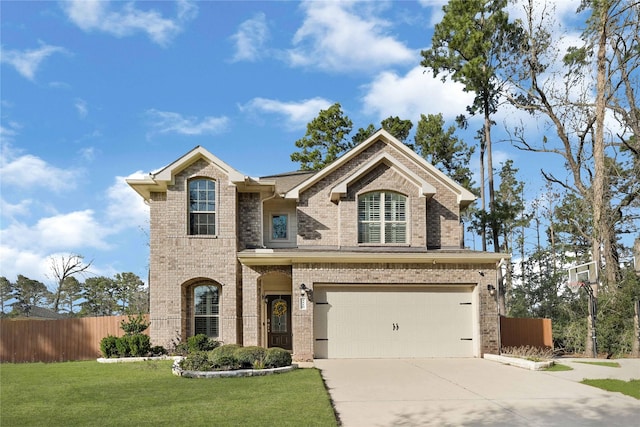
<box><xmin>1</xmin><ymin>0</ymin><xmax>593</xmax><ymax>287</ymax></box>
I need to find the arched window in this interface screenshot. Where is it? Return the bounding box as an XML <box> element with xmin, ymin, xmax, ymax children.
<box><xmin>358</xmin><ymin>191</ymin><xmax>407</xmax><ymax>244</ymax></box>
<box><xmin>193</xmin><ymin>284</ymin><xmax>220</xmax><ymax>338</ymax></box>
<box><xmin>189</xmin><ymin>178</ymin><xmax>216</xmax><ymax>235</ymax></box>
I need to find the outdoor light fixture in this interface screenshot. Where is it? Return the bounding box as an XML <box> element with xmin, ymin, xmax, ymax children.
<box><xmin>487</xmin><ymin>284</ymin><xmax>496</xmax><ymax>296</ymax></box>
<box><xmin>300</xmin><ymin>283</ymin><xmax>313</xmax><ymax>302</ymax></box>
<box><xmin>262</xmin><ymin>294</ymin><xmax>269</xmax><ymax>303</ymax></box>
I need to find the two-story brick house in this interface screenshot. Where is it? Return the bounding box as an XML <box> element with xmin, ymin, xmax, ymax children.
<box><xmin>127</xmin><ymin>129</ymin><xmax>505</xmax><ymax>361</ymax></box>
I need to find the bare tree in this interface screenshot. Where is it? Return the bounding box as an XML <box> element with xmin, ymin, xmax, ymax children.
<box><xmin>48</xmin><ymin>254</ymin><xmax>92</xmax><ymax>313</ymax></box>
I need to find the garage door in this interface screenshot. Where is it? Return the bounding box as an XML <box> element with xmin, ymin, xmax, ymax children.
<box><xmin>313</xmin><ymin>286</ymin><xmax>474</xmax><ymax>358</ymax></box>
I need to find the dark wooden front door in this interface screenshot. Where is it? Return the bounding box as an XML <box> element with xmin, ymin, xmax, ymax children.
<box><xmin>267</xmin><ymin>295</ymin><xmax>292</xmax><ymax>350</ymax></box>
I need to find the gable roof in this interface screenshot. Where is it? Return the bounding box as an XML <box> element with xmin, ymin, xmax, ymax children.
<box><xmin>285</xmin><ymin>129</ymin><xmax>476</xmax><ymax>207</ymax></box>
<box><xmin>127</xmin><ymin>146</ymin><xmax>260</xmax><ymax>200</ymax></box>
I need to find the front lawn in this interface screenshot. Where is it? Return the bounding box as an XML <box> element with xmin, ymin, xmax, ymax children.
<box><xmin>581</xmin><ymin>379</ymin><xmax>640</xmax><ymax>400</ymax></box>
<box><xmin>574</xmin><ymin>361</ymin><xmax>621</xmax><ymax>368</ymax></box>
<box><xmin>1</xmin><ymin>360</ymin><xmax>337</xmax><ymax>426</ymax></box>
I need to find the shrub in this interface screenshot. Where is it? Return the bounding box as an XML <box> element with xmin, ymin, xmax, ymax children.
<box><xmin>187</xmin><ymin>334</ymin><xmax>219</xmax><ymax>352</ymax></box>
<box><xmin>501</xmin><ymin>345</ymin><xmax>553</xmax><ymax>361</ymax></box>
<box><xmin>180</xmin><ymin>351</ymin><xmax>213</xmax><ymax>371</ymax></box>
<box><xmin>149</xmin><ymin>346</ymin><xmax>167</xmax><ymax>356</ymax></box>
<box><xmin>234</xmin><ymin>346</ymin><xmax>266</xmax><ymax>369</ymax></box>
<box><xmin>120</xmin><ymin>314</ymin><xmax>150</xmax><ymax>335</ymax></box>
<box><xmin>264</xmin><ymin>347</ymin><xmax>292</xmax><ymax>368</ymax></box>
<box><xmin>127</xmin><ymin>334</ymin><xmax>151</xmax><ymax>357</ymax></box>
<box><xmin>116</xmin><ymin>336</ymin><xmax>131</xmax><ymax>357</ymax></box>
<box><xmin>210</xmin><ymin>344</ymin><xmax>241</xmax><ymax>370</ymax></box>
<box><xmin>100</xmin><ymin>335</ymin><xmax>119</xmax><ymax>358</ymax></box>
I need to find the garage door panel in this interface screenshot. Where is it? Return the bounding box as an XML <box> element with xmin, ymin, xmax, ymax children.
<box><xmin>314</xmin><ymin>287</ymin><xmax>474</xmax><ymax>358</ymax></box>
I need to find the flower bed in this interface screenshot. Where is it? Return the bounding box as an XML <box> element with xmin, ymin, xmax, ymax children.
<box><xmin>172</xmin><ymin>357</ymin><xmax>297</xmax><ymax>378</ymax></box>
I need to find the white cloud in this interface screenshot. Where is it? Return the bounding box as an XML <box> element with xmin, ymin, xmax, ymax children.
<box><xmin>0</xmin><ymin>43</ymin><xmax>67</xmax><ymax>81</ymax></box>
<box><xmin>0</xmin><ymin>122</ymin><xmax>21</xmax><ymax>144</ymax></box>
<box><xmin>0</xmin><ymin>246</ymin><xmax>50</xmax><ymax>285</ymax></box>
<box><xmin>230</xmin><ymin>13</ymin><xmax>270</xmax><ymax>62</ymax></box>
<box><xmin>287</xmin><ymin>1</ymin><xmax>415</xmax><ymax>73</ymax></box>
<box><xmin>239</xmin><ymin>97</ymin><xmax>333</xmax><ymax>130</ymax></box>
<box><xmin>60</xmin><ymin>0</ymin><xmax>198</xmax><ymax>47</ymax></box>
<box><xmin>146</xmin><ymin>109</ymin><xmax>229</xmax><ymax>137</ymax></box>
<box><xmin>0</xmin><ymin>172</ymin><xmax>149</xmax><ymax>283</ymax></box>
<box><xmin>0</xmin><ymin>150</ymin><xmax>78</xmax><ymax>192</ymax></box>
<box><xmin>75</xmin><ymin>98</ymin><xmax>88</xmax><ymax>118</ymax></box>
<box><xmin>106</xmin><ymin>172</ymin><xmax>149</xmax><ymax>230</ymax></box>
<box><xmin>0</xmin><ymin>210</ymin><xmax>110</xmax><ymax>253</ymax></box>
<box><xmin>362</xmin><ymin>66</ymin><xmax>475</xmax><ymax>123</ymax></box>
<box><xmin>0</xmin><ymin>198</ymin><xmax>32</xmax><ymax>220</ymax></box>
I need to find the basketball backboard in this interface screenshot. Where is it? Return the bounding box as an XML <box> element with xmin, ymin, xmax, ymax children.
<box><xmin>568</xmin><ymin>261</ymin><xmax>598</xmax><ymax>285</ymax></box>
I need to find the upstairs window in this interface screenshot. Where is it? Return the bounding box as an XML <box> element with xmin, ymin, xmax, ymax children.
<box><xmin>189</xmin><ymin>179</ymin><xmax>216</xmax><ymax>235</ymax></box>
<box><xmin>358</xmin><ymin>191</ymin><xmax>407</xmax><ymax>244</ymax></box>
<box><xmin>272</xmin><ymin>214</ymin><xmax>288</xmax><ymax>240</ymax></box>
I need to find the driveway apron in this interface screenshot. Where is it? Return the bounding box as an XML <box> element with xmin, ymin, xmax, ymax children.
<box><xmin>314</xmin><ymin>358</ymin><xmax>639</xmax><ymax>427</ymax></box>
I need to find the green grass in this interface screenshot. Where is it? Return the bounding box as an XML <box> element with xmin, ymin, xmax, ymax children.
<box><xmin>0</xmin><ymin>361</ymin><xmax>337</xmax><ymax>426</ymax></box>
<box><xmin>581</xmin><ymin>379</ymin><xmax>640</xmax><ymax>400</ymax></box>
<box><xmin>575</xmin><ymin>361</ymin><xmax>621</xmax><ymax>368</ymax></box>
<box><xmin>543</xmin><ymin>363</ymin><xmax>573</xmax><ymax>371</ymax></box>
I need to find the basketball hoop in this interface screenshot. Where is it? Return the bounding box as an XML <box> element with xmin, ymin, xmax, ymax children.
<box><xmin>567</xmin><ymin>281</ymin><xmax>584</xmax><ymax>294</ymax></box>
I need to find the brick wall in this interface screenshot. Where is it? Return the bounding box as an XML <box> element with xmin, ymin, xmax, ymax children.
<box><xmin>291</xmin><ymin>262</ymin><xmax>500</xmax><ymax>361</ymax></box>
<box><xmin>148</xmin><ymin>159</ymin><xmax>240</xmax><ymax>348</ymax></box>
<box><xmin>296</xmin><ymin>140</ymin><xmax>461</xmax><ymax>249</ymax></box>
<box><xmin>237</xmin><ymin>192</ymin><xmax>261</xmax><ymax>249</ymax></box>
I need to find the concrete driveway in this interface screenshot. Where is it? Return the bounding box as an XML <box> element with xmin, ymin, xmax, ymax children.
<box><xmin>314</xmin><ymin>358</ymin><xmax>639</xmax><ymax>427</ymax></box>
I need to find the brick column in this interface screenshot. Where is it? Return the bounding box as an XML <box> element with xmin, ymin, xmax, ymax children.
<box><xmin>241</xmin><ymin>265</ymin><xmax>260</xmax><ymax>346</ymax></box>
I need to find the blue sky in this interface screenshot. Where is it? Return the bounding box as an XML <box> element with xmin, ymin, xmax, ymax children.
<box><xmin>1</xmin><ymin>0</ymin><xmax>588</xmax><ymax>286</ymax></box>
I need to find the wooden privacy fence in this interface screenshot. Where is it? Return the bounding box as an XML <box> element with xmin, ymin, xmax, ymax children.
<box><xmin>500</xmin><ymin>316</ymin><xmax>553</xmax><ymax>349</ymax></box>
<box><xmin>0</xmin><ymin>314</ymin><xmax>150</xmax><ymax>363</ymax></box>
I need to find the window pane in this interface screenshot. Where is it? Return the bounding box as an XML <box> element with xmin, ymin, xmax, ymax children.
<box><xmin>385</xmin><ymin>223</ymin><xmax>406</xmax><ymax>243</ymax></box>
<box><xmin>189</xmin><ymin>180</ymin><xmax>216</xmax><ymax>213</ymax></box>
<box><xmin>359</xmin><ymin>223</ymin><xmax>381</xmax><ymax>243</ymax></box>
<box><xmin>271</xmin><ymin>299</ymin><xmax>288</xmax><ymax>333</ymax></box>
<box><xmin>359</xmin><ymin>191</ymin><xmax>406</xmax><ymax>244</ymax></box>
<box><xmin>272</xmin><ymin>215</ymin><xmax>288</xmax><ymax>239</ymax></box>
<box><xmin>190</xmin><ymin>213</ymin><xmax>216</xmax><ymax>235</ymax></box>
<box><xmin>194</xmin><ymin>285</ymin><xmax>220</xmax><ymax>338</ymax></box>
<box><xmin>194</xmin><ymin>317</ymin><xmax>219</xmax><ymax>337</ymax></box>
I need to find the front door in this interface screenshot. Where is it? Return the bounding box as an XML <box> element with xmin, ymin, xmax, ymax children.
<box><xmin>267</xmin><ymin>295</ymin><xmax>292</xmax><ymax>350</ymax></box>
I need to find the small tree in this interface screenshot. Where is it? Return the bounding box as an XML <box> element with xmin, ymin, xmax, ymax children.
<box><xmin>48</xmin><ymin>254</ymin><xmax>92</xmax><ymax>313</ymax></box>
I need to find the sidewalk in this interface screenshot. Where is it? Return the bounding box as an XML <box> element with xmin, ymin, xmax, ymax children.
<box><xmin>543</xmin><ymin>357</ymin><xmax>640</xmax><ymax>382</ymax></box>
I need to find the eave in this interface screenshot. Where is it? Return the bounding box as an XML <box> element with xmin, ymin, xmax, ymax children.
<box><xmin>237</xmin><ymin>249</ymin><xmax>508</xmax><ymax>266</ymax></box>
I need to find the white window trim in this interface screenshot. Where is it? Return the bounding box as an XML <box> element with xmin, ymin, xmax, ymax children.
<box><xmin>271</xmin><ymin>213</ymin><xmax>289</xmax><ymax>240</ymax></box>
<box><xmin>192</xmin><ymin>284</ymin><xmax>221</xmax><ymax>339</ymax></box>
<box><xmin>187</xmin><ymin>177</ymin><xmax>217</xmax><ymax>237</ymax></box>
<box><xmin>358</xmin><ymin>191</ymin><xmax>409</xmax><ymax>245</ymax></box>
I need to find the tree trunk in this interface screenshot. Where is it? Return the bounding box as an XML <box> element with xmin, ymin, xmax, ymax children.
<box><xmin>480</xmin><ymin>138</ymin><xmax>487</xmax><ymax>252</ymax></box>
<box><xmin>485</xmin><ymin>102</ymin><xmax>505</xmax><ymax>314</ymax></box>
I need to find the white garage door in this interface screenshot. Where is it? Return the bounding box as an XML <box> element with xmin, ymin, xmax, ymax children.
<box><xmin>314</xmin><ymin>286</ymin><xmax>474</xmax><ymax>358</ymax></box>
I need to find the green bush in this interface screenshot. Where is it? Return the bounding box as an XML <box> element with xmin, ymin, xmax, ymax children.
<box><xmin>120</xmin><ymin>314</ymin><xmax>150</xmax><ymax>335</ymax></box>
<box><xmin>180</xmin><ymin>351</ymin><xmax>213</xmax><ymax>371</ymax></box>
<box><xmin>187</xmin><ymin>334</ymin><xmax>219</xmax><ymax>352</ymax></box>
<box><xmin>210</xmin><ymin>344</ymin><xmax>241</xmax><ymax>370</ymax></box>
<box><xmin>178</xmin><ymin>345</ymin><xmax>292</xmax><ymax>371</ymax></box>
<box><xmin>100</xmin><ymin>335</ymin><xmax>119</xmax><ymax>358</ymax></box>
<box><xmin>127</xmin><ymin>334</ymin><xmax>151</xmax><ymax>357</ymax></box>
<box><xmin>264</xmin><ymin>347</ymin><xmax>292</xmax><ymax>368</ymax></box>
<box><xmin>149</xmin><ymin>346</ymin><xmax>167</xmax><ymax>356</ymax></box>
<box><xmin>115</xmin><ymin>336</ymin><xmax>131</xmax><ymax>357</ymax></box>
<box><xmin>234</xmin><ymin>346</ymin><xmax>266</xmax><ymax>369</ymax></box>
